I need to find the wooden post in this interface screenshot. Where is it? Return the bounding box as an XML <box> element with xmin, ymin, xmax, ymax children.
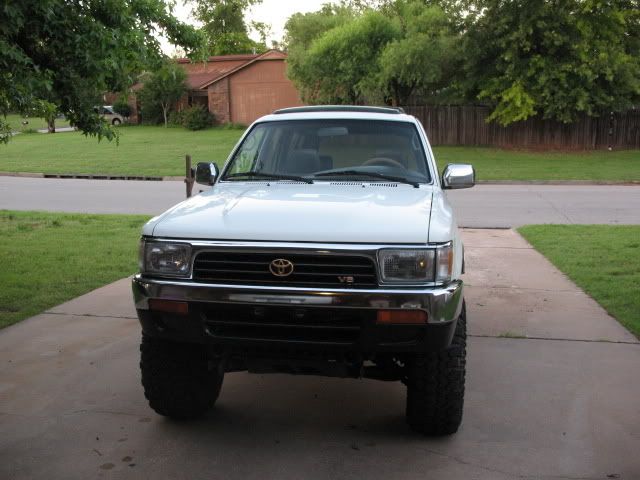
<box><xmin>185</xmin><ymin>154</ymin><xmax>195</xmax><ymax>198</ymax></box>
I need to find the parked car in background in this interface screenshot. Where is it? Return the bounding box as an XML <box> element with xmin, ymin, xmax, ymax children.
<box><xmin>95</xmin><ymin>105</ymin><xmax>124</xmax><ymax>125</ymax></box>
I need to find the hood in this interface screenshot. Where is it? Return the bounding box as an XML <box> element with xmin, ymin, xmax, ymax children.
<box><xmin>147</xmin><ymin>182</ymin><xmax>433</xmax><ymax>244</ymax></box>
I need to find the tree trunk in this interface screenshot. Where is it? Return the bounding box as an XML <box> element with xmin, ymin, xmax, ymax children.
<box><xmin>162</xmin><ymin>104</ymin><xmax>168</xmax><ymax>128</ymax></box>
<box><xmin>47</xmin><ymin>118</ymin><xmax>55</xmax><ymax>133</ymax></box>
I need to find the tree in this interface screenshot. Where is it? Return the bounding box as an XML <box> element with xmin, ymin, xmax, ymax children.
<box><xmin>375</xmin><ymin>2</ymin><xmax>463</xmax><ymax>105</ymax></box>
<box><xmin>287</xmin><ymin>10</ymin><xmax>399</xmax><ymax>104</ymax></box>
<box><xmin>462</xmin><ymin>0</ymin><xmax>640</xmax><ymax>125</ymax></box>
<box><xmin>189</xmin><ymin>0</ymin><xmax>267</xmax><ymax>55</ymax></box>
<box><xmin>138</xmin><ymin>62</ymin><xmax>188</xmax><ymax>127</ymax></box>
<box><xmin>32</xmin><ymin>100</ymin><xmax>59</xmax><ymax>134</ymax></box>
<box><xmin>283</xmin><ymin>2</ymin><xmax>357</xmax><ymax>100</ymax></box>
<box><xmin>0</xmin><ymin>0</ymin><xmax>202</xmax><ymax>144</ymax></box>
<box><xmin>285</xmin><ymin>1</ymin><xmax>463</xmax><ymax>106</ymax></box>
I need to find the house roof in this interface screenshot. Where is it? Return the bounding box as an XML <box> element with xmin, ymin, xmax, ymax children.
<box><xmin>186</xmin><ymin>68</ymin><xmax>235</xmax><ymax>90</ymax></box>
<box><xmin>182</xmin><ymin>50</ymin><xmax>288</xmax><ymax>90</ymax></box>
<box><xmin>176</xmin><ymin>54</ymin><xmax>259</xmax><ymax>64</ymax></box>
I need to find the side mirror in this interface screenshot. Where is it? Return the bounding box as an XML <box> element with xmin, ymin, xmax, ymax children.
<box><xmin>195</xmin><ymin>162</ymin><xmax>219</xmax><ymax>186</ymax></box>
<box><xmin>441</xmin><ymin>164</ymin><xmax>475</xmax><ymax>189</ymax></box>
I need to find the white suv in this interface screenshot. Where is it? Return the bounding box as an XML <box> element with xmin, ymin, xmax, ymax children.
<box><xmin>132</xmin><ymin>106</ymin><xmax>475</xmax><ymax>435</ymax></box>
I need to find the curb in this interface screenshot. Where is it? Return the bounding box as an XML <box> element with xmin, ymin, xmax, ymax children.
<box><xmin>0</xmin><ymin>172</ymin><xmax>183</xmax><ymax>181</ymax></box>
<box><xmin>476</xmin><ymin>180</ymin><xmax>640</xmax><ymax>186</ymax></box>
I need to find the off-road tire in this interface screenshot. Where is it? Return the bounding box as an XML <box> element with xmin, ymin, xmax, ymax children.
<box><xmin>140</xmin><ymin>335</ymin><xmax>223</xmax><ymax>420</ymax></box>
<box><xmin>405</xmin><ymin>302</ymin><xmax>466</xmax><ymax>435</ymax></box>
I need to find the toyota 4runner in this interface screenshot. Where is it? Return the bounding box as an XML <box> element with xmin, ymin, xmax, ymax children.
<box><xmin>132</xmin><ymin>106</ymin><xmax>475</xmax><ymax>435</ymax></box>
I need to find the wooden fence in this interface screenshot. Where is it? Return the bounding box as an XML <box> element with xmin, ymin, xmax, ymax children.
<box><xmin>402</xmin><ymin>105</ymin><xmax>640</xmax><ymax>149</ymax></box>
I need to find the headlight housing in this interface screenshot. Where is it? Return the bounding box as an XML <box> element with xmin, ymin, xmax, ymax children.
<box><xmin>140</xmin><ymin>239</ymin><xmax>192</xmax><ymax>277</ymax></box>
<box><xmin>378</xmin><ymin>243</ymin><xmax>453</xmax><ymax>284</ymax></box>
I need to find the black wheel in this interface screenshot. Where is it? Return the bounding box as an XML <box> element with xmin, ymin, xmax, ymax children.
<box><xmin>140</xmin><ymin>335</ymin><xmax>224</xmax><ymax>420</ymax></box>
<box><xmin>405</xmin><ymin>302</ymin><xmax>466</xmax><ymax>435</ymax></box>
<box><xmin>112</xmin><ymin>118</ymin><xmax>121</xmax><ymax>125</ymax></box>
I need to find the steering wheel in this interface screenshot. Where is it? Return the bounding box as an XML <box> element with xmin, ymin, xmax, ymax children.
<box><xmin>361</xmin><ymin>157</ymin><xmax>406</xmax><ymax>169</ymax></box>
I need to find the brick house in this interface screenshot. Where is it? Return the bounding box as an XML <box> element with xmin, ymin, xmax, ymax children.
<box><xmin>176</xmin><ymin>50</ymin><xmax>303</xmax><ymax>125</ymax></box>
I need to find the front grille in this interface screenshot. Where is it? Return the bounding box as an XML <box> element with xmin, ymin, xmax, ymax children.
<box><xmin>201</xmin><ymin>303</ymin><xmax>371</xmax><ymax>344</ymax></box>
<box><xmin>192</xmin><ymin>251</ymin><xmax>378</xmax><ymax>288</ymax></box>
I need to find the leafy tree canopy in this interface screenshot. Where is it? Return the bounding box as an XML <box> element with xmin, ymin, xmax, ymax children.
<box><xmin>294</xmin><ymin>11</ymin><xmax>400</xmax><ymax>104</ymax></box>
<box><xmin>285</xmin><ymin>0</ymin><xmax>640</xmax><ymax>124</ymax></box>
<box><xmin>0</xmin><ymin>0</ymin><xmax>202</xmax><ymax>144</ymax></box>
<box><xmin>285</xmin><ymin>1</ymin><xmax>462</xmax><ymax>106</ymax></box>
<box><xmin>376</xmin><ymin>1</ymin><xmax>463</xmax><ymax>105</ymax></box>
<box><xmin>463</xmin><ymin>0</ymin><xmax>640</xmax><ymax>124</ymax></box>
<box><xmin>189</xmin><ymin>0</ymin><xmax>268</xmax><ymax>55</ymax></box>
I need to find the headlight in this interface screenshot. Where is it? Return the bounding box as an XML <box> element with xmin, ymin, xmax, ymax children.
<box><xmin>379</xmin><ymin>249</ymin><xmax>435</xmax><ymax>283</ymax></box>
<box><xmin>379</xmin><ymin>243</ymin><xmax>453</xmax><ymax>284</ymax></box>
<box><xmin>140</xmin><ymin>240</ymin><xmax>192</xmax><ymax>277</ymax></box>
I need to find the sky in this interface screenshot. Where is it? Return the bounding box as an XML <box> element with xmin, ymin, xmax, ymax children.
<box><xmin>162</xmin><ymin>0</ymin><xmax>328</xmax><ymax>54</ymax></box>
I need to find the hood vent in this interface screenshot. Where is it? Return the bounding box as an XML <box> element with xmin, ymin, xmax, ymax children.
<box><xmin>328</xmin><ymin>182</ymin><xmax>398</xmax><ymax>187</ymax></box>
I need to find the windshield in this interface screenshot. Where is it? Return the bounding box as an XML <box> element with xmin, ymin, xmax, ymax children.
<box><xmin>222</xmin><ymin>119</ymin><xmax>431</xmax><ymax>184</ymax></box>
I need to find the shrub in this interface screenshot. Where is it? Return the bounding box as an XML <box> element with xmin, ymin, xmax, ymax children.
<box><xmin>168</xmin><ymin>110</ymin><xmax>184</xmax><ymax>126</ymax></box>
<box><xmin>113</xmin><ymin>97</ymin><xmax>132</xmax><ymax>118</ymax></box>
<box><xmin>182</xmin><ymin>105</ymin><xmax>214</xmax><ymax>131</ymax></box>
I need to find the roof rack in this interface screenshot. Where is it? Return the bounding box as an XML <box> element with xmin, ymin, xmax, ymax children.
<box><xmin>273</xmin><ymin>105</ymin><xmax>405</xmax><ymax>115</ymax></box>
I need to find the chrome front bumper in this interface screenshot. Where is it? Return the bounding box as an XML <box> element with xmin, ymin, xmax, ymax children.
<box><xmin>132</xmin><ymin>275</ymin><xmax>463</xmax><ymax>324</ymax></box>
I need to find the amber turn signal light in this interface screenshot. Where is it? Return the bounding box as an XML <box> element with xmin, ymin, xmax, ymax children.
<box><xmin>376</xmin><ymin>310</ymin><xmax>428</xmax><ymax>324</ymax></box>
<box><xmin>149</xmin><ymin>299</ymin><xmax>189</xmax><ymax>315</ymax></box>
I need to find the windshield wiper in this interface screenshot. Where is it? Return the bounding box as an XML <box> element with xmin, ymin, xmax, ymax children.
<box><xmin>224</xmin><ymin>172</ymin><xmax>314</xmax><ymax>184</ymax></box>
<box><xmin>314</xmin><ymin>170</ymin><xmax>421</xmax><ymax>188</ymax></box>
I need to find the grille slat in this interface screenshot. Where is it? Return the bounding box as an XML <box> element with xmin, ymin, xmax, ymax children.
<box><xmin>193</xmin><ymin>251</ymin><xmax>378</xmax><ymax>288</ymax></box>
<box><xmin>201</xmin><ymin>304</ymin><xmax>371</xmax><ymax>344</ymax></box>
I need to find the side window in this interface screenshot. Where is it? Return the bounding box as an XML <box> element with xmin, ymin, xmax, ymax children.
<box><xmin>228</xmin><ymin>126</ymin><xmax>266</xmax><ymax>174</ymax></box>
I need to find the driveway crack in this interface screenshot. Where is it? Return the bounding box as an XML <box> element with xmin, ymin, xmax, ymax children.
<box><xmin>469</xmin><ymin>334</ymin><xmax>639</xmax><ymax>345</ymax></box>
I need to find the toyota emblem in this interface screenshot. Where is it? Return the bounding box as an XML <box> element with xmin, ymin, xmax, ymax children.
<box><xmin>269</xmin><ymin>258</ymin><xmax>294</xmax><ymax>277</ymax></box>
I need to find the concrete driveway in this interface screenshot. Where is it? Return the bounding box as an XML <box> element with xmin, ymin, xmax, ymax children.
<box><xmin>1</xmin><ymin>230</ymin><xmax>638</xmax><ymax>480</ymax></box>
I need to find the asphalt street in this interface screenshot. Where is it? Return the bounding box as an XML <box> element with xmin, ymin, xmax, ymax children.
<box><xmin>1</xmin><ymin>230</ymin><xmax>638</xmax><ymax>480</ymax></box>
<box><xmin>1</xmin><ymin>176</ymin><xmax>639</xmax><ymax>227</ymax></box>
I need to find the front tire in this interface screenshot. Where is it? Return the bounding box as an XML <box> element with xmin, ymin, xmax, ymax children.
<box><xmin>405</xmin><ymin>302</ymin><xmax>467</xmax><ymax>435</ymax></box>
<box><xmin>140</xmin><ymin>335</ymin><xmax>224</xmax><ymax>420</ymax></box>
<box><xmin>112</xmin><ymin>118</ymin><xmax>121</xmax><ymax>125</ymax></box>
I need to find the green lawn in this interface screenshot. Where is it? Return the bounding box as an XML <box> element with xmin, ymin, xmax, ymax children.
<box><xmin>519</xmin><ymin>225</ymin><xmax>640</xmax><ymax>338</ymax></box>
<box><xmin>0</xmin><ymin>211</ymin><xmax>149</xmax><ymax>329</ymax></box>
<box><xmin>435</xmin><ymin>146</ymin><xmax>640</xmax><ymax>181</ymax></box>
<box><xmin>1</xmin><ymin>125</ymin><xmax>242</xmax><ymax>176</ymax></box>
<box><xmin>3</xmin><ymin>113</ymin><xmax>71</xmax><ymax>132</ymax></box>
<box><xmin>0</xmin><ymin>125</ymin><xmax>639</xmax><ymax>180</ymax></box>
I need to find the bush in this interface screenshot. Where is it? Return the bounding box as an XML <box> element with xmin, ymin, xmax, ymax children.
<box><xmin>182</xmin><ymin>105</ymin><xmax>214</xmax><ymax>131</ymax></box>
<box><xmin>139</xmin><ymin>102</ymin><xmax>164</xmax><ymax>125</ymax></box>
<box><xmin>113</xmin><ymin>97</ymin><xmax>132</xmax><ymax>118</ymax></box>
<box><xmin>168</xmin><ymin>110</ymin><xmax>184</xmax><ymax>127</ymax></box>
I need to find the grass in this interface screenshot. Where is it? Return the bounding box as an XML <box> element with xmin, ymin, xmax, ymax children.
<box><xmin>0</xmin><ymin>125</ymin><xmax>638</xmax><ymax>180</ymax></box>
<box><xmin>0</xmin><ymin>210</ymin><xmax>150</xmax><ymax>329</ymax></box>
<box><xmin>0</xmin><ymin>125</ymin><xmax>242</xmax><ymax>176</ymax></box>
<box><xmin>519</xmin><ymin>225</ymin><xmax>640</xmax><ymax>337</ymax></box>
<box><xmin>435</xmin><ymin>146</ymin><xmax>640</xmax><ymax>181</ymax></box>
<box><xmin>3</xmin><ymin>113</ymin><xmax>71</xmax><ymax>133</ymax></box>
